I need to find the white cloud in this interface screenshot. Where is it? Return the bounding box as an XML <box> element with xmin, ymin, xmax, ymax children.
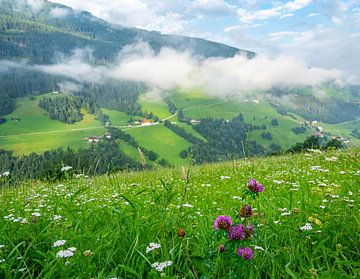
<box><xmin>280</xmin><ymin>13</ymin><xmax>295</xmax><ymax>19</ymax></box>
<box><xmin>284</xmin><ymin>0</ymin><xmax>313</xmax><ymax>12</ymax></box>
<box><xmin>269</xmin><ymin>26</ymin><xmax>360</xmax><ymax>83</ymax></box>
<box><xmin>50</xmin><ymin>7</ymin><xmax>70</xmax><ymax>18</ymax></box>
<box><xmin>24</xmin><ymin>44</ymin><xmax>350</xmax><ymax>97</ymax></box>
<box><xmin>237</xmin><ymin>0</ymin><xmax>312</xmax><ymax>23</ymax></box>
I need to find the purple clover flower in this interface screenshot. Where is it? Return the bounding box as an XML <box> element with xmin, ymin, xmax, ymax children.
<box><xmin>228</xmin><ymin>224</ymin><xmax>245</xmax><ymax>240</ymax></box>
<box><xmin>248</xmin><ymin>179</ymin><xmax>264</xmax><ymax>193</ymax></box>
<box><xmin>213</xmin><ymin>215</ymin><xmax>232</xmax><ymax>231</ymax></box>
<box><xmin>240</xmin><ymin>204</ymin><xmax>252</xmax><ymax>218</ymax></box>
<box><xmin>237</xmin><ymin>246</ymin><xmax>254</xmax><ymax>260</ymax></box>
<box><xmin>245</xmin><ymin>224</ymin><xmax>254</xmax><ymax>240</ymax></box>
<box><xmin>219</xmin><ymin>245</ymin><xmax>225</xmax><ymax>253</ymax></box>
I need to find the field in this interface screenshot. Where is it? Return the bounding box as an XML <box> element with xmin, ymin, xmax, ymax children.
<box><xmin>0</xmin><ymin>96</ymin><xmax>105</xmax><ymax>155</ymax></box>
<box><xmin>0</xmin><ymin>91</ymin><xmax>358</xmax><ymax>161</ymax></box>
<box><xmin>168</xmin><ymin>90</ymin><xmax>313</xmax><ymax>149</ymax></box>
<box><xmin>0</xmin><ymin>148</ymin><xmax>359</xmax><ymax>278</ymax></box>
<box><xmin>125</xmin><ymin>125</ymin><xmax>192</xmax><ymax>165</ymax></box>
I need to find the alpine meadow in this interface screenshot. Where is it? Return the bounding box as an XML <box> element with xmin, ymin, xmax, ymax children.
<box><xmin>0</xmin><ymin>0</ymin><xmax>359</xmax><ymax>278</ymax></box>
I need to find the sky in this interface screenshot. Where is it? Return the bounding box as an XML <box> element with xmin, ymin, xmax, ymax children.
<box><xmin>49</xmin><ymin>0</ymin><xmax>360</xmax><ymax>80</ymax></box>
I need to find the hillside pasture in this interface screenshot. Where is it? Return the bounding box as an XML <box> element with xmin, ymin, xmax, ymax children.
<box><xmin>0</xmin><ymin>149</ymin><xmax>359</xmax><ymax>278</ymax></box>
<box><xmin>0</xmin><ymin>96</ymin><xmax>105</xmax><ymax>154</ymax></box>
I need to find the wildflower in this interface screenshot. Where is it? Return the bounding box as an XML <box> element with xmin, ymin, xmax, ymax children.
<box><xmin>254</xmin><ymin>245</ymin><xmax>264</xmax><ymax>251</ymax></box>
<box><xmin>53</xmin><ymin>240</ymin><xmax>66</xmax><ymax>247</ymax></box>
<box><xmin>218</xmin><ymin>245</ymin><xmax>225</xmax><ymax>253</ymax></box>
<box><xmin>213</xmin><ymin>216</ymin><xmax>232</xmax><ymax>231</ymax></box>
<box><xmin>177</xmin><ymin>227</ymin><xmax>186</xmax><ymax>238</ymax></box>
<box><xmin>237</xmin><ymin>247</ymin><xmax>253</xmax><ymax>260</ymax></box>
<box><xmin>240</xmin><ymin>205</ymin><xmax>252</xmax><ymax>218</ymax></box>
<box><xmin>1</xmin><ymin>171</ymin><xmax>10</xmax><ymax>177</ymax></box>
<box><xmin>220</xmin><ymin>176</ymin><xmax>230</xmax><ymax>180</ymax></box>
<box><xmin>309</xmin><ymin>268</ymin><xmax>317</xmax><ymax>278</ymax></box>
<box><xmin>300</xmin><ymin>223</ymin><xmax>312</xmax><ymax>231</ymax></box>
<box><xmin>177</xmin><ymin>204</ymin><xmax>193</xmax><ymax>208</ymax></box>
<box><xmin>67</xmin><ymin>247</ymin><xmax>76</xmax><ymax>252</ymax></box>
<box><xmin>244</xmin><ymin>225</ymin><xmax>254</xmax><ymax>240</ymax></box>
<box><xmin>146</xmin><ymin>242</ymin><xmax>161</xmax><ymax>253</ymax></box>
<box><xmin>151</xmin><ymin>261</ymin><xmax>172</xmax><ymax>272</ymax></box>
<box><xmin>0</xmin><ymin>259</ymin><xmax>5</xmax><ymax>263</ymax></box>
<box><xmin>52</xmin><ymin>215</ymin><xmax>62</xmax><ymax>221</ymax></box>
<box><xmin>229</xmin><ymin>224</ymin><xmax>245</xmax><ymax>240</ymax></box>
<box><xmin>56</xmin><ymin>249</ymin><xmax>74</xmax><ymax>258</ymax></box>
<box><xmin>83</xmin><ymin>250</ymin><xmax>93</xmax><ymax>257</ymax></box>
<box><xmin>0</xmin><ymin>245</ymin><xmax>5</xmax><ymax>249</ymax></box>
<box><xmin>248</xmin><ymin>179</ymin><xmax>264</xmax><ymax>193</ymax></box>
<box><xmin>31</xmin><ymin>212</ymin><xmax>41</xmax><ymax>217</ymax></box>
<box><xmin>60</xmin><ymin>166</ymin><xmax>72</xmax><ymax>172</ymax></box>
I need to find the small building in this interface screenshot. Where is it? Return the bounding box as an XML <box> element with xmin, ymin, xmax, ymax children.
<box><xmin>134</xmin><ymin>121</ymin><xmax>141</xmax><ymax>125</ymax></box>
<box><xmin>190</xmin><ymin>119</ymin><xmax>200</xmax><ymax>124</ymax></box>
<box><xmin>141</xmin><ymin>119</ymin><xmax>152</xmax><ymax>126</ymax></box>
<box><xmin>316</xmin><ymin>126</ymin><xmax>323</xmax><ymax>132</ymax></box>
<box><xmin>88</xmin><ymin>136</ymin><xmax>100</xmax><ymax>143</ymax></box>
<box><xmin>104</xmin><ymin>132</ymin><xmax>111</xmax><ymax>139</ymax></box>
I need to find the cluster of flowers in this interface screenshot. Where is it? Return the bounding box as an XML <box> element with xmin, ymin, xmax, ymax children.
<box><xmin>53</xmin><ymin>240</ymin><xmax>76</xmax><ymax>258</ymax></box>
<box><xmin>213</xmin><ymin>179</ymin><xmax>264</xmax><ymax>261</ymax></box>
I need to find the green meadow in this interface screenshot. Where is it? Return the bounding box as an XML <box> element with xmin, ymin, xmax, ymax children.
<box><xmin>125</xmin><ymin>125</ymin><xmax>192</xmax><ymax>165</ymax></box>
<box><xmin>0</xmin><ymin>96</ymin><xmax>105</xmax><ymax>155</ymax></box>
<box><xmin>0</xmin><ymin>148</ymin><xmax>359</xmax><ymax>278</ymax></box>
<box><xmin>139</xmin><ymin>95</ymin><xmax>173</xmax><ymax>120</ymax></box>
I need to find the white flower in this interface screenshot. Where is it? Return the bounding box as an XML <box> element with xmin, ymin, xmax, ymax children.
<box><xmin>53</xmin><ymin>215</ymin><xmax>62</xmax><ymax>221</ymax></box>
<box><xmin>0</xmin><ymin>259</ymin><xmax>5</xmax><ymax>263</ymax></box>
<box><xmin>146</xmin><ymin>242</ymin><xmax>161</xmax><ymax>253</ymax></box>
<box><xmin>254</xmin><ymin>245</ymin><xmax>264</xmax><ymax>251</ymax></box>
<box><xmin>300</xmin><ymin>223</ymin><xmax>312</xmax><ymax>231</ymax></box>
<box><xmin>0</xmin><ymin>245</ymin><xmax>5</xmax><ymax>249</ymax></box>
<box><xmin>56</xmin><ymin>249</ymin><xmax>74</xmax><ymax>258</ymax></box>
<box><xmin>281</xmin><ymin>212</ymin><xmax>291</xmax><ymax>216</ymax></box>
<box><xmin>32</xmin><ymin>212</ymin><xmax>41</xmax><ymax>217</ymax></box>
<box><xmin>53</xmin><ymin>240</ymin><xmax>66</xmax><ymax>247</ymax></box>
<box><xmin>176</xmin><ymin>204</ymin><xmax>193</xmax><ymax>208</ymax></box>
<box><xmin>220</xmin><ymin>176</ymin><xmax>230</xmax><ymax>180</ymax></box>
<box><xmin>151</xmin><ymin>261</ymin><xmax>172</xmax><ymax>272</ymax></box>
<box><xmin>325</xmin><ymin>157</ymin><xmax>337</xmax><ymax>162</ymax></box>
<box><xmin>67</xmin><ymin>247</ymin><xmax>76</xmax><ymax>252</ymax></box>
<box><xmin>60</xmin><ymin>166</ymin><xmax>72</xmax><ymax>172</ymax></box>
<box><xmin>1</xmin><ymin>171</ymin><xmax>10</xmax><ymax>177</ymax></box>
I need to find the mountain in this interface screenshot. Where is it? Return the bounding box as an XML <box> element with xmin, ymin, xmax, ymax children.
<box><xmin>0</xmin><ymin>0</ymin><xmax>254</xmax><ymax>64</ymax></box>
<box><xmin>0</xmin><ymin>1</ymin><xmax>359</xmax><ymax>171</ymax></box>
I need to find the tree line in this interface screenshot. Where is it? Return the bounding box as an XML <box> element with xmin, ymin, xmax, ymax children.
<box><xmin>0</xmin><ymin>142</ymin><xmax>141</xmax><ymax>185</ymax></box>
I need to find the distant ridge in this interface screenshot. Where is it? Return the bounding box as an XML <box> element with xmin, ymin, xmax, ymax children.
<box><xmin>0</xmin><ymin>0</ymin><xmax>255</xmax><ymax>64</ymax></box>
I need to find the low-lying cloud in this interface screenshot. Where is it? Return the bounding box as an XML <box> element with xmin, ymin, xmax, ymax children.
<box><xmin>0</xmin><ymin>43</ymin><xmax>354</xmax><ymax>99</ymax></box>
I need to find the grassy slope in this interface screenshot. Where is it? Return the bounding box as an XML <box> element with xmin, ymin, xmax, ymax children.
<box><xmin>101</xmin><ymin>109</ymin><xmax>134</xmax><ymax>126</ymax></box>
<box><xmin>125</xmin><ymin>125</ymin><xmax>192</xmax><ymax>165</ymax></box>
<box><xmin>0</xmin><ymin>149</ymin><xmax>359</xmax><ymax>278</ymax></box>
<box><xmin>139</xmin><ymin>95</ymin><xmax>172</xmax><ymax>120</ymax></box>
<box><xmin>0</xmin><ymin>96</ymin><xmax>105</xmax><ymax>154</ymax></box>
<box><xmin>169</xmin><ymin>90</ymin><xmax>312</xmax><ymax>149</ymax></box>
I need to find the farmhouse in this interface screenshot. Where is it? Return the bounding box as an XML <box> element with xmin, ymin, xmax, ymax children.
<box><xmin>104</xmin><ymin>132</ymin><xmax>111</xmax><ymax>139</ymax></box>
<box><xmin>87</xmin><ymin>136</ymin><xmax>100</xmax><ymax>143</ymax></box>
<box><xmin>141</xmin><ymin>119</ymin><xmax>152</xmax><ymax>126</ymax></box>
